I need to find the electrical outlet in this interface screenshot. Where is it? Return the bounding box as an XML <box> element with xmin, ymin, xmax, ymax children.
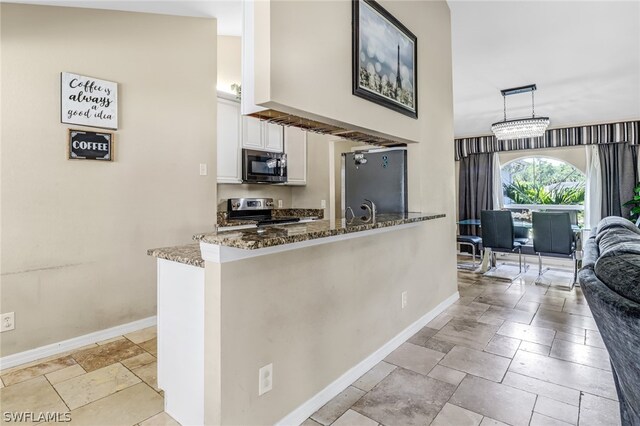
<box><xmin>199</xmin><ymin>163</ymin><xmax>208</xmax><ymax>176</ymax></box>
<box><xmin>258</xmin><ymin>363</ymin><xmax>273</xmax><ymax>396</ymax></box>
<box><xmin>320</xmin><ymin>200</ymin><xmax>326</xmax><ymax>209</ymax></box>
<box><xmin>277</xmin><ymin>200</ymin><xmax>283</xmax><ymax>208</ymax></box>
<box><xmin>1</xmin><ymin>312</ymin><xmax>15</xmax><ymax>332</ymax></box>
<box><xmin>401</xmin><ymin>291</ymin><xmax>408</xmax><ymax>309</ymax></box>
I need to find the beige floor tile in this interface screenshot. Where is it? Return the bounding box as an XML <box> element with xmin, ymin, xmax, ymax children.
<box><xmin>427</xmin><ymin>313</ymin><xmax>453</xmax><ymax>330</ymax></box>
<box><xmin>484</xmin><ymin>334</ymin><xmax>521</xmax><ymax>358</ymax></box>
<box><xmin>0</xmin><ymin>345</ymin><xmax>97</xmax><ymax>377</ymax></box>
<box><xmin>139</xmin><ymin>338</ymin><xmax>158</xmax><ymax>356</ymax></box>
<box><xmin>585</xmin><ymin>330</ymin><xmax>606</xmax><ymax>349</ymax></box>
<box><xmin>310</xmin><ymin>386</ymin><xmax>365</xmax><ymax>425</ymax></box>
<box><xmin>508</xmin><ymin>351</ymin><xmax>617</xmax><ymax>400</ymax></box>
<box><xmin>353</xmin><ymin>368</ymin><xmax>455</xmax><ymax>426</ymax></box>
<box><xmin>353</xmin><ymin>361</ymin><xmax>396</xmax><ymax>392</ymax></box>
<box><xmin>549</xmin><ymin>339</ymin><xmax>610</xmax><ymax>371</ymax></box>
<box><xmin>479</xmin><ymin>305</ymin><xmax>536</xmax><ymax>325</ymax></box>
<box><xmin>1</xmin><ymin>355</ymin><xmax>76</xmax><ymax>386</ymax></box>
<box><xmin>423</xmin><ymin>337</ymin><xmax>456</xmax><ymax>354</ymax></box>
<box><xmin>502</xmin><ymin>372</ymin><xmax>580</xmax><ymax>406</ymax></box>
<box><xmin>45</xmin><ymin>364</ymin><xmax>86</xmax><ymax>385</ymax></box>
<box><xmin>435</xmin><ymin>318</ymin><xmax>500</xmax><ymax>350</ymax></box>
<box><xmin>40</xmin><ymin>382</ymin><xmax>163</xmax><ymax>426</ymax></box>
<box><xmin>300</xmin><ymin>419</ymin><xmax>323</xmax><ymax>426</ymax></box>
<box><xmin>332</xmin><ymin>409</ymin><xmax>377</xmax><ymax>426</ymax></box>
<box><xmin>383</xmin><ymin>342</ymin><xmax>443</xmax><ymax>375</ymax></box>
<box><xmin>578</xmin><ymin>393</ymin><xmax>621</xmax><ymax>426</ymax></box>
<box><xmin>450</xmin><ymin>375</ymin><xmax>536</xmax><ymax>426</ymax></box>
<box><xmin>125</xmin><ymin>327</ymin><xmax>157</xmax><ymax>344</ymax></box>
<box><xmin>443</xmin><ymin>302</ymin><xmax>492</xmax><ymax>321</ymax></box>
<box><xmin>72</xmin><ymin>339</ymin><xmax>145</xmax><ymax>372</ymax></box>
<box><xmin>520</xmin><ymin>341</ymin><xmax>551</xmax><ymax>356</ymax></box>
<box><xmin>96</xmin><ymin>336</ymin><xmax>125</xmax><ymax>345</ymax></box>
<box><xmin>407</xmin><ymin>326</ymin><xmax>438</xmax><ymax>346</ymax></box>
<box><xmin>431</xmin><ymin>403</ymin><xmax>482</xmax><ymax>426</ymax></box>
<box><xmin>0</xmin><ymin>378</ymin><xmax>4</xmax><ymax>388</ymax></box>
<box><xmin>497</xmin><ymin>321</ymin><xmax>556</xmax><ymax>346</ymax></box>
<box><xmin>533</xmin><ymin>307</ymin><xmax>598</xmax><ymax>330</ymax></box>
<box><xmin>133</xmin><ymin>362</ymin><xmax>159</xmax><ymax>392</ymax></box>
<box><xmin>54</xmin><ymin>362</ymin><xmax>141</xmax><ymax>409</ymax></box>
<box><xmin>535</xmin><ymin>396</ymin><xmax>578</xmax><ymax>424</ymax></box>
<box><xmin>139</xmin><ymin>411</ymin><xmax>181</xmax><ymax>426</ymax></box>
<box><xmin>439</xmin><ymin>346</ymin><xmax>510</xmax><ymax>382</ymax></box>
<box><xmin>555</xmin><ymin>331</ymin><xmax>585</xmax><ymax>344</ymax></box>
<box><xmin>530</xmin><ymin>413</ymin><xmax>573</xmax><ymax>426</ymax></box>
<box><xmin>427</xmin><ymin>365</ymin><xmax>466</xmax><ymax>386</ymax></box>
<box><xmin>122</xmin><ymin>352</ymin><xmax>156</xmax><ymax>370</ymax></box>
<box><xmin>0</xmin><ymin>376</ymin><xmax>68</xmax><ymax>426</ymax></box>
<box><xmin>479</xmin><ymin>417</ymin><xmax>510</xmax><ymax>426</ymax></box>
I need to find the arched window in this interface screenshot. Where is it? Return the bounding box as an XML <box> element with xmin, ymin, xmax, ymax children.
<box><xmin>501</xmin><ymin>157</ymin><xmax>586</xmax><ymax>222</ymax></box>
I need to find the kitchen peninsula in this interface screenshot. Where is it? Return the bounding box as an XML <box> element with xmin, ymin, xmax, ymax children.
<box><xmin>148</xmin><ymin>212</ymin><xmax>453</xmax><ymax>425</ymax></box>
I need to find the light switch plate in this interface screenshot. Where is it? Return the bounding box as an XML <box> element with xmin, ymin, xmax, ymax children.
<box><xmin>258</xmin><ymin>363</ymin><xmax>273</xmax><ymax>396</ymax></box>
<box><xmin>199</xmin><ymin>164</ymin><xmax>208</xmax><ymax>176</ymax></box>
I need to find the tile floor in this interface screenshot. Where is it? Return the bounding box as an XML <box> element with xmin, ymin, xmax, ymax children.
<box><xmin>303</xmin><ymin>264</ymin><xmax>621</xmax><ymax>426</ymax></box>
<box><xmin>0</xmin><ymin>263</ymin><xmax>622</xmax><ymax>426</ymax></box>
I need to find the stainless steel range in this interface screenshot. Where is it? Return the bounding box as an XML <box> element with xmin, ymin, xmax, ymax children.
<box><xmin>227</xmin><ymin>198</ymin><xmax>301</xmax><ymax>226</ymax></box>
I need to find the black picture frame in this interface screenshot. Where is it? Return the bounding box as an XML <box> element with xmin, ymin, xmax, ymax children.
<box><xmin>68</xmin><ymin>129</ymin><xmax>113</xmax><ymax>161</ymax></box>
<box><xmin>352</xmin><ymin>0</ymin><xmax>418</xmax><ymax>119</ymax></box>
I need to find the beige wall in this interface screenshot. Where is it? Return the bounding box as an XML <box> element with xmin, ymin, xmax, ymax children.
<box><xmin>254</xmin><ymin>1</ymin><xmax>422</xmax><ymax>144</ymax></box>
<box><xmin>291</xmin><ymin>133</ymin><xmax>332</xmax><ymax>215</ymax></box>
<box><xmin>217</xmin><ymin>36</ymin><xmax>241</xmax><ymax>95</ymax></box>
<box><xmin>206</xmin><ymin>0</ymin><xmax>457</xmax><ymax>423</ymax></box>
<box><xmin>0</xmin><ymin>4</ymin><xmax>217</xmax><ymax>356</ymax></box>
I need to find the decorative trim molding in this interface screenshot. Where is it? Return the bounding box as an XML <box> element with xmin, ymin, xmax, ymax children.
<box><xmin>200</xmin><ymin>222</ymin><xmax>423</xmax><ymax>263</ymax></box>
<box><xmin>274</xmin><ymin>291</ymin><xmax>460</xmax><ymax>426</ymax></box>
<box><xmin>0</xmin><ymin>316</ymin><xmax>157</xmax><ymax>370</ymax></box>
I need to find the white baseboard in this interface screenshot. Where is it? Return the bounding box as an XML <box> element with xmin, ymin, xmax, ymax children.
<box><xmin>275</xmin><ymin>291</ymin><xmax>460</xmax><ymax>426</ymax></box>
<box><xmin>0</xmin><ymin>316</ymin><xmax>157</xmax><ymax>370</ymax></box>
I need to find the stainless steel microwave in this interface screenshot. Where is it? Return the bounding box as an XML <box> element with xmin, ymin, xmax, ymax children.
<box><xmin>242</xmin><ymin>149</ymin><xmax>287</xmax><ymax>184</ymax></box>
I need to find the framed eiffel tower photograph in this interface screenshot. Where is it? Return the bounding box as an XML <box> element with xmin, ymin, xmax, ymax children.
<box><xmin>352</xmin><ymin>0</ymin><xmax>418</xmax><ymax>119</ymax></box>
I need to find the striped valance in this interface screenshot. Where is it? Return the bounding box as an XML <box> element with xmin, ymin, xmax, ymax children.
<box><xmin>455</xmin><ymin>120</ymin><xmax>639</xmax><ymax>160</ymax></box>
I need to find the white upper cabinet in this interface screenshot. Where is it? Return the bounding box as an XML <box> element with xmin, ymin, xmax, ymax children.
<box><xmin>217</xmin><ymin>97</ymin><xmax>242</xmax><ymax>184</ymax></box>
<box><xmin>263</xmin><ymin>122</ymin><xmax>284</xmax><ymax>152</ymax></box>
<box><xmin>241</xmin><ymin>116</ymin><xmax>263</xmax><ymax>150</ymax></box>
<box><xmin>284</xmin><ymin>127</ymin><xmax>307</xmax><ymax>186</ymax></box>
<box><xmin>241</xmin><ymin>116</ymin><xmax>283</xmax><ymax>153</ymax></box>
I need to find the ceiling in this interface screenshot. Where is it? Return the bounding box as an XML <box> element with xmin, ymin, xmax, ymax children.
<box><xmin>11</xmin><ymin>1</ymin><xmax>640</xmax><ymax>138</ymax></box>
<box><xmin>448</xmin><ymin>1</ymin><xmax>640</xmax><ymax>137</ymax></box>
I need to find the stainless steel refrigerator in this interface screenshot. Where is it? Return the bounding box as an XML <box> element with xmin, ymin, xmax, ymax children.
<box><xmin>341</xmin><ymin>148</ymin><xmax>408</xmax><ymax>217</ymax></box>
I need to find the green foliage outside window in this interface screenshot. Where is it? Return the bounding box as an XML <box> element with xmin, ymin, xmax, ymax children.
<box><xmin>623</xmin><ymin>182</ymin><xmax>640</xmax><ymax>222</ymax></box>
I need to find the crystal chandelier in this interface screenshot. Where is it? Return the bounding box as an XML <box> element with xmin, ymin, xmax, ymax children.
<box><xmin>491</xmin><ymin>84</ymin><xmax>549</xmax><ymax>140</ymax></box>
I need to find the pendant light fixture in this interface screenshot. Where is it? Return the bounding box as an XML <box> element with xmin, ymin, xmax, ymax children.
<box><xmin>491</xmin><ymin>84</ymin><xmax>549</xmax><ymax>140</ymax></box>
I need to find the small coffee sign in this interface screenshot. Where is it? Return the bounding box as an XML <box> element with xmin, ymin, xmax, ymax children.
<box><xmin>61</xmin><ymin>72</ymin><xmax>118</xmax><ymax>130</ymax></box>
<box><xmin>68</xmin><ymin>129</ymin><xmax>113</xmax><ymax>161</ymax></box>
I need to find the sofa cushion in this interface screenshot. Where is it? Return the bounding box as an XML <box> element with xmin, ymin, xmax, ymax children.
<box><xmin>597</xmin><ymin>227</ymin><xmax>640</xmax><ymax>257</ymax></box>
<box><xmin>595</xmin><ymin>253</ymin><xmax>640</xmax><ymax>305</ymax></box>
<box><xmin>581</xmin><ymin>236</ymin><xmax>599</xmax><ymax>270</ymax></box>
<box><xmin>596</xmin><ymin>216</ymin><xmax>640</xmax><ymax>238</ymax></box>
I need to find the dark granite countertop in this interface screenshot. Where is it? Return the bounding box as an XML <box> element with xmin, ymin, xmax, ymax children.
<box><xmin>194</xmin><ymin>212</ymin><xmax>445</xmax><ymax>250</ymax></box>
<box><xmin>147</xmin><ymin>244</ymin><xmax>204</xmax><ymax>268</ymax></box>
<box><xmin>217</xmin><ymin>208</ymin><xmax>324</xmax><ymax>227</ymax></box>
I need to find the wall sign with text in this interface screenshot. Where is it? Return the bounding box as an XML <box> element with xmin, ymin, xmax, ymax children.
<box><xmin>61</xmin><ymin>72</ymin><xmax>118</xmax><ymax>129</ymax></box>
<box><xmin>68</xmin><ymin>129</ymin><xmax>113</xmax><ymax>161</ymax></box>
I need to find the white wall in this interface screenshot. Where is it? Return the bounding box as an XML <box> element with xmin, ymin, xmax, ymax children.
<box><xmin>217</xmin><ymin>36</ymin><xmax>241</xmax><ymax>96</ymax></box>
<box><xmin>0</xmin><ymin>4</ymin><xmax>217</xmax><ymax>356</ymax></box>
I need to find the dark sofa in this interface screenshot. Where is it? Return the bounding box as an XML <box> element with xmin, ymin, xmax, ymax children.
<box><xmin>579</xmin><ymin>216</ymin><xmax>640</xmax><ymax>425</ymax></box>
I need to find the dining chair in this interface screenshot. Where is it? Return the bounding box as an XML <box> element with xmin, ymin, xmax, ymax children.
<box><xmin>532</xmin><ymin>212</ymin><xmax>577</xmax><ymax>290</ymax></box>
<box><xmin>480</xmin><ymin>210</ymin><xmax>525</xmax><ymax>279</ymax></box>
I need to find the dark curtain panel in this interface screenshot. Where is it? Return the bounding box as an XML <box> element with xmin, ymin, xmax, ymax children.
<box><xmin>599</xmin><ymin>143</ymin><xmax>638</xmax><ymax>218</ymax></box>
<box><xmin>458</xmin><ymin>153</ymin><xmax>495</xmax><ymax>237</ymax></box>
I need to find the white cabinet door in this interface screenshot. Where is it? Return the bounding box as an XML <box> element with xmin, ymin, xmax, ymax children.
<box><xmin>263</xmin><ymin>122</ymin><xmax>284</xmax><ymax>152</ymax></box>
<box><xmin>217</xmin><ymin>98</ymin><xmax>242</xmax><ymax>184</ymax></box>
<box><xmin>284</xmin><ymin>127</ymin><xmax>307</xmax><ymax>186</ymax></box>
<box><xmin>242</xmin><ymin>116</ymin><xmax>263</xmax><ymax>150</ymax></box>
